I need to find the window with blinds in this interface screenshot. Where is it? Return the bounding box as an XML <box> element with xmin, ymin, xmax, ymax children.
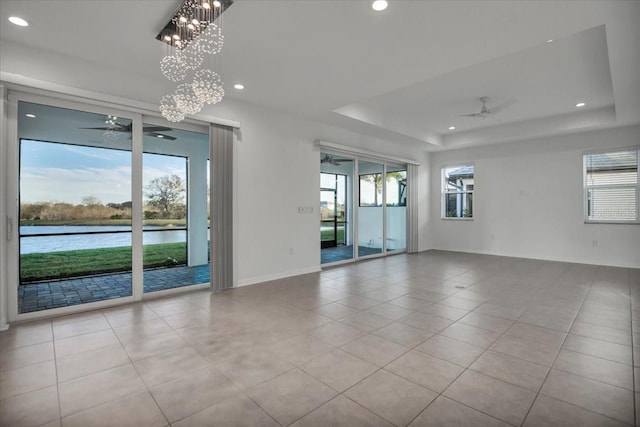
<box><xmin>584</xmin><ymin>149</ymin><xmax>639</xmax><ymax>223</ymax></box>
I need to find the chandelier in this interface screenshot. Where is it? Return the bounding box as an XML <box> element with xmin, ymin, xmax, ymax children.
<box><xmin>157</xmin><ymin>0</ymin><xmax>233</xmax><ymax>122</ymax></box>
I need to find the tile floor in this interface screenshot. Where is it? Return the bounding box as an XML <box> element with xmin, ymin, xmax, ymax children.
<box><xmin>1</xmin><ymin>250</ymin><xmax>639</xmax><ymax>427</ymax></box>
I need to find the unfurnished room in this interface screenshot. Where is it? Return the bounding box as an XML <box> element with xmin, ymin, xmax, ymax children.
<box><xmin>0</xmin><ymin>1</ymin><xmax>639</xmax><ymax>426</ymax></box>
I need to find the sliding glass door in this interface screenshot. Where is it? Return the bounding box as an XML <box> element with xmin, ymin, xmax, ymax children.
<box><xmin>142</xmin><ymin>125</ymin><xmax>210</xmax><ymax>293</ymax></box>
<box><xmin>17</xmin><ymin>101</ymin><xmax>134</xmax><ymax>313</ymax></box>
<box><xmin>8</xmin><ymin>94</ymin><xmax>212</xmax><ymax>319</ymax></box>
<box><xmin>320</xmin><ymin>153</ymin><xmax>408</xmax><ymax>265</ymax></box>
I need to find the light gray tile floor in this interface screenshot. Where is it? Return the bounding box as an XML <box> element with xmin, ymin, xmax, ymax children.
<box><xmin>2</xmin><ymin>250</ymin><xmax>639</xmax><ymax>426</ymax></box>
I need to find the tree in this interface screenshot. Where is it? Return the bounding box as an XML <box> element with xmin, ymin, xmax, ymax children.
<box><xmin>361</xmin><ymin>172</ymin><xmax>405</xmax><ymax>206</ymax></box>
<box><xmin>144</xmin><ymin>175</ymin><xmax>185</xmax><ymax>219</ymax></box>
<box><xmin>81</xmin><ymin>196</ymin><xmax>102</xmax><ymax>207</ymax></box>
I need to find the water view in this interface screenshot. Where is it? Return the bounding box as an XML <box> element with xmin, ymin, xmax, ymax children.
<box><xmin>20</xmin><ymin>225</ymin><xmax>187</xmax><ymax>254</ymax></box>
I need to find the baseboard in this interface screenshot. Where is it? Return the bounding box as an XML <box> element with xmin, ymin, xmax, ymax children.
<box><xmin>236</xmin><ymin>265</ymin><xmax>321</xmax><ymax>287</ymax></box>
<box><xmin>427</xmin><ymin>246</ymin><xmax>639</xmax><ymax>269</ymax></box>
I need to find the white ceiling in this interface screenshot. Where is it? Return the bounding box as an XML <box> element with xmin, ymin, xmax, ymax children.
<box><xmin>1</xmin><ymin>0</ymin><xmax>639</xmax><ymax>151</ymax></box>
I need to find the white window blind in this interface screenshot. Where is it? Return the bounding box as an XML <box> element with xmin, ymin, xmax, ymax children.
<box><xmin>584</xmin><ymin>149</ymin><xmax>639</xmax><ymax>223</ymax></box>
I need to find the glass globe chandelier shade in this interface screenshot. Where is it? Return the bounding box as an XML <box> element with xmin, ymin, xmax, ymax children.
<box><xmin>193</xmin><ymin>69</ymin><xmax>225</xmax><ymax>104</ymax></box>
<box><xmin>160</xmin><ymin>55</ymin><xmax>187</xmax><ymax>82</ymax></box>
<box><xmin>174</xmin><ymin>83</ymin><xmax>204</xmax><ymax>115</ymax></box>
<box><xmin>159</xmin><ymin>95</ymin><xmax>186</xmax><ymax>123</ymax></box>
<box><xmin>180</xmin><ymin>39</ymin><xmax>205</xmax><ymax>69</ymax></box>
<box><xmin>199</xmin><ymin>24</ymin><xmax>224</xmax><ymax>55</ymax></box>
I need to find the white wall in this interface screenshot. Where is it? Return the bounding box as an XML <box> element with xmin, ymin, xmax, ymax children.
<box><xmin>429</xmin><ymin>125</ymin><xmax>640</xmax><ymax>268</ymax></box>
<box><xmin>206</xmin><ymin>99</ymin><xmax>428</xmax><ymax>285</ymax></box>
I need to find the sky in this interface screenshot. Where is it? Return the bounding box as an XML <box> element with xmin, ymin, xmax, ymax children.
<box><xmin>20</xmin><ymin>140</ymin><xmax>187</xmax><ymax>205</ymax></box>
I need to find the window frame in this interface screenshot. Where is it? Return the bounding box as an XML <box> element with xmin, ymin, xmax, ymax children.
<box><xmin>583</xmin><ymin>147</ymin><xmax>640</xmax><ymax>224</ymax></box>
<box><xmin>441</xmin><ymin>163</ymin><xmax>475</xmax><ymax>221</ymax></box>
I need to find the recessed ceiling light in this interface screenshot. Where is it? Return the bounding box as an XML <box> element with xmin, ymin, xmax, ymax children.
<box><xmin>371</xmin><ymin>0</ymin><xmax>388</xmax><ymax>11</ymax></box>
<box><xmin>25</xmin><ymin>113</ymin><xmax>36</xmax><ymax>118</ymax></box>
<box><xmin>8</xmin><ymin>16</ymin><xmax>29</xmax><ymax>27</ymax></box>
<box><xmin>234</xmin><ymin>83</ymin><xmax>245</xmax><ymax>90</ymax></box>
<box><xmin>546</xmin><ymin>39</ymin><xmax>553</xmax><ymax>43</ymax></box>
<box><xmin>157</xmin><ymin>135</ymin><xmax>164</xmax><ymax>138</ymax></box>
<box><xmin>448</xmin><ymin>126</ymin><xmax>456</xmax><ymax>130</ymax></box>
<box><xmin>576</xmin><ymin>102</ymin><xmax>586</xmax><ymax>107</ymax></box>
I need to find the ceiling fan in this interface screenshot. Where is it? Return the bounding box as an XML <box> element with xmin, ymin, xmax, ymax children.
<box><xmin>321</xmin><ymin>154</ymin><xmax>353</xmax><ymax>166</ymax></box>
<box><xmin>459</xmin><ymin>96</ymin><xmax>513</xmax><ymax>119</ymax></box>
<box><xmin>81</xmin><ymin>122</ymin><xmax>177</xmax><ymax>140</ymax></box>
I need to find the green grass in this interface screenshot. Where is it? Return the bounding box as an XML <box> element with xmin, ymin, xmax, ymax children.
<box><xmin>20</xmin><ymin>242</ymin><xmax>187</xmax><ymax>282</ymax></box>
<box><xmin>321</xmin><ymin>228</ymin><xmax>345</xmax><ymax>243</ymax></box>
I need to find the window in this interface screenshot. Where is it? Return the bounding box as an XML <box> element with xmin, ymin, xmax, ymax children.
<box><xmin>442</xmin><ymin>165</ymin><xmax>474</xmax><ymax>219</ymax></box>
<box><xmin>584</xmin><ymin>149</ymin><xmax>639</xmax><ymax>223</ymax></box>
<box><xmin>359</xmin><ymin>173</ymin><xmax>382</xmax><ymax>206</ymax></box>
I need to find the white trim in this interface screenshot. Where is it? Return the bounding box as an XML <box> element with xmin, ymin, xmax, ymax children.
<box><xmin>0</xmin><ymin>84</ymin><xmax>8</xmax><ymax>330</ymax></box>
<box><xmin>237</xmin><ymin>266</ymin><xmax>321</xmax><ymax>287</ymax></box>
<box><xmin>426</xmin><ymin>247</ymin><xmax>640</xmax><ymax>269</ymax></box>
<box><xmin>316</xmin><ymin>140</ymin><xmax>420</xmax><ymax>166</ymax></box>
<box><xmin>0</xmin><ymin>73</ymin><xmax>241</xmax><ymax>129</ymax></box>
<box><xmin>142</xmin><ymin>283</ymin><xmax>210</xmax><ymax>299</ymax></box>
<box><xmin>14</xmin><ymin>296</ymin><xmax>136</xmax><ymax>324</ymax></box>
<box><xmin>131</xmin><ymin>114</ymin><xmax>144</xmax><ymax>301</ymax></box>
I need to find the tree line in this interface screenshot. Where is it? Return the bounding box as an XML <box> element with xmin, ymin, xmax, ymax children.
<box><xmin>21</xmin><ymin>174</ymin><xmax>186</xmax><ymax>221</ymax></box>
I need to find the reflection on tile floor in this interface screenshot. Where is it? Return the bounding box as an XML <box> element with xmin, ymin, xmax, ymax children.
<box><xmin>321</xmin><ymin>245</ymin><xmax>382</xmax><ymax>264</ymax></box>
<box><xmin>3</xmin><ymin>250</ymin><xmax>639</xmax><ymax>427</ymax></box>
<box><xmin>18</xmin><ymin>265</ymin><xmax>210</xmax><ymax>313</ymax></box>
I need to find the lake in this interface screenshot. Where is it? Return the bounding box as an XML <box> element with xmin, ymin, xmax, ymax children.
<box><xmin>20</xmin><ymin>225</ymin><xmax>189</xmax><ymax>254</ymax></box>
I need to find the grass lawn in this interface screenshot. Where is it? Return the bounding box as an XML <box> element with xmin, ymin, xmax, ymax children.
<box><xmin>20</xmin><ymin>242</ymin><xmax>187</xmax><ymax>282</ymax></box>
<box><xmin>321</xmin><ymin>228</ymin><xmax>345</xmax><ymax>243</ymax></box>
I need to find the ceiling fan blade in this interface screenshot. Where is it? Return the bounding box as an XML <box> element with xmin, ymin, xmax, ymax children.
<box><xmin>457</xmin><ymin>113</ymin><xmax>483</xmax><ymax>118</ymax></box>
<box><xmin>80</xmin><ymin>126</ymin><xmax>130</xmax><ymax>132</ymax></box>
<box><xmin>143</xmin><ymin>126</ymin><xmax>172</xmax><ymax>132</ymax></box>
<box><xmin>489</xmin><ymin>99</ymin><xmax>516</xmax><ymax>114</ymax></box>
